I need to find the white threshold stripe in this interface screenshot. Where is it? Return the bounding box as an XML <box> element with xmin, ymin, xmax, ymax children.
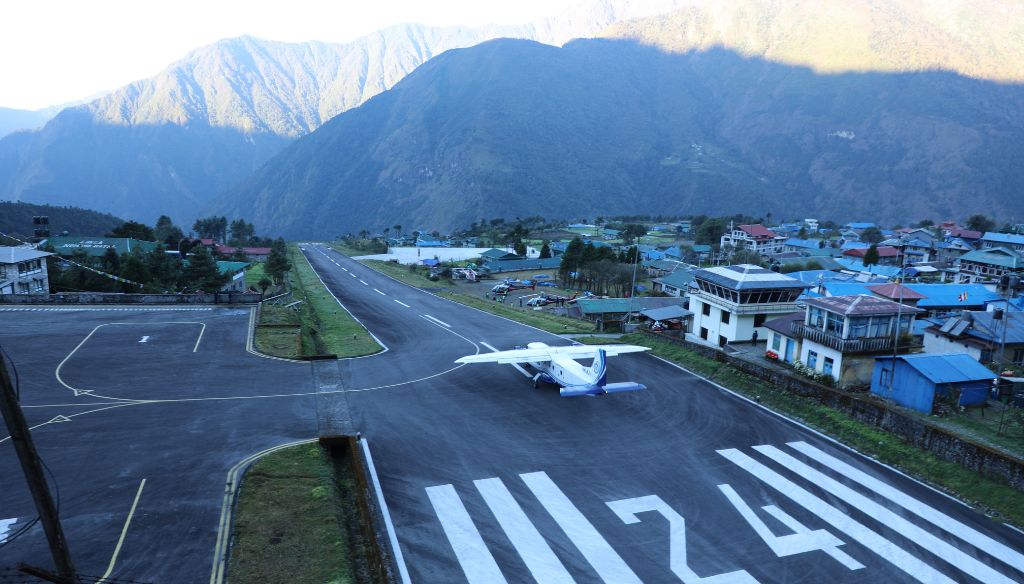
<box><xmin>474</xmin><ymin>478</ymin><xmax>575</xmax><ymax>584</ymax></box>
<box><xmin>755</xmin><ymin>445</ymin><xmax>1017</xmax><ymax>584</ymax></box>
<box><xmin>426</xmin><ymin>484</ymin><xmax>508</xmax><ymax>584</ymax></box>
<box><xmin>0</xmin><ymin>518</ymin><xmax>16</xmax><ymax>544</ymax></box>
<box><xmin>788</xmin><ymin>441</ymin><xmax>1024</xmax><ymax>573</ymax></box>
<box><xmin>374</xmin><ymin>289</ymin><xmax>386</xmax><ymax>296</ymax></box>
<box><xmin>423</xmin><ymin>314</ymin><xmax>451</xmax><ymax>328</ymax></box>
<box><xmin>520</xmin><ymin>471</ymin><xmax>642</xmax><ymax>584</ymax></box>
<box><xmin>718</xmin><ymin>448</ymin><xmax>954</xmax><ymax>584</ymax></box>
<box><xmin>394</xmin><ymin>300</ymin><xmax>410</xmax><ymax>308</ymax></box>
<box><xmin>360</xmin><ymin>439</ymin><xmax>412</xmax><ymax>584</ymax></box>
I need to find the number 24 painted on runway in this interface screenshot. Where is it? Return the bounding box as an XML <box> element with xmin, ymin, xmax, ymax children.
<box><xmin>606</xmin><ymin>488</ymin><xmax>860</xmax><ymax>583</ymax></box>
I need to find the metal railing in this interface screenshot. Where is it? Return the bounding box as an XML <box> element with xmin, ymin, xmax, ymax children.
<box><xmin>790</xmin><ymin>322</ymin><xmax>895</xmax><ymax>353</ymax></box>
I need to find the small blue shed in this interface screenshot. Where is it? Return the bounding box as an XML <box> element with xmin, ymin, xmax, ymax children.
<box><xmin>871</xmin><ymin>353</ymin><xmax>995</xmax><ymax>413</ymax></box>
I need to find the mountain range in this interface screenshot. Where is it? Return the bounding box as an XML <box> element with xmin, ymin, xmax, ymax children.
<box><xmin>2</xmin><ymin>0</ymin><xmax>1023</xmax><ymax>236</ymax></box>
<box><xmin>0</xmin><ymin>0</ymin><xmax>684</xmax><ymax>224</ymax></box>
<box><xmin>215</xmin><ymin>35</ymin><xmax>1024</xmax><ymax>238</ymax></box>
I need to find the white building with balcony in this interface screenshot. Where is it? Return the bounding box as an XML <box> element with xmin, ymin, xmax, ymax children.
<box><xmin>0</xmin><ymin>247</ymin><xmax>52</xmax><ymax>295</ymax></box>
<box><xmin>793</xmin><ymin>295</ymin><xmax>922</xmax><ymax>387</ymax></box>
<box><xmin>720</xmin><ymin>224</ymin><xmax>788</xmax><ymax>257</ymax></box>
<box><xmin>687</xmin><ymin>264</ymin><xmax>807</xmax><ymax>347</ymax></box>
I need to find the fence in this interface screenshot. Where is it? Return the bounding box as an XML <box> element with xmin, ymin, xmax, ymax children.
<box><xmin>0</xmin><ymin>292</ymin><xmax>262</xmax><ymax>304</ymax></box>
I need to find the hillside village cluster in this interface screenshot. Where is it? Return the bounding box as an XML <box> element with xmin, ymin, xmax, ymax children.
<box><xmin>2</xmin><ymin>216</ymin><xmax>1024</xmax><ymax>416</ymax></box>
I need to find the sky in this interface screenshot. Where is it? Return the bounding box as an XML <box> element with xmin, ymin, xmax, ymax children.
<box><xmin>0</xmin><ymin>0</ymin><xmax>576</xmax><ymax>110</ymax></box>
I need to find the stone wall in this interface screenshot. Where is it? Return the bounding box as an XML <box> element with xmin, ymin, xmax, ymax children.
<box><xmin>0</xmin><ymin>292</ymin><xmax>261</xmax><ymax>304</ymax></box>
<box><xmin>644</xmin><ymin>330</ymin><xmax>1024</xmax><ymax>491</ymax></box>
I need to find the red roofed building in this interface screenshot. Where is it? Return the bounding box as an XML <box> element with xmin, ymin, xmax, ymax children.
<box><xmin>866</xmin><ymin>283</ymin><xmax>926</xmax><ymax>307</ymax></box>
<box><xmin>720</xmin><ymin>224</ymin><xmax>787</xmax><ymax>256</ymax></box>
<box><xmin>948</xmin><ymin>227</ymin><xmax>982</xmax><ymax>242</ymax></box>
<box><xmin>842</xmin><ymin>246</ymin><xmax>902</xmax><ymax>265</ymax></box>
<box><xmin>213</xmin><ymin>244</ymin><xmax>272</xmax><ymax>261</ymax></box>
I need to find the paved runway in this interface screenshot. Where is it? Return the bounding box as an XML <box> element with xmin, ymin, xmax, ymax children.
<box><xmin>0</xmin><ymin>244</ymin><xmax>1022</xmax><ymax>583</ymax></box>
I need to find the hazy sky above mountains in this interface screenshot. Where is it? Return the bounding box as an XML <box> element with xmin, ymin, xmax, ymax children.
<box><xmin>1</xmin><ymin>0</ymin><xmax>574</xmax><ymax>110</ymax></box>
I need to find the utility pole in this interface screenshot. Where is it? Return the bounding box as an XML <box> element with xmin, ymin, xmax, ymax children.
<box><xmin>0</xmin><ymin>351</ymin><xmax>78</xmax><ymax>583</ymax></box>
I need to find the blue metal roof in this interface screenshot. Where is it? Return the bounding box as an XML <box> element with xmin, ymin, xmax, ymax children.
<box><xmin>840</xmin><ymin>241</ymin><xmax>870</xmax><ymax>251</ymax></box>
<box><xmin>847</xmin><ymin>222</ymin><xmax>877</xmax><ymax>230</ymax></box>
<box><xmin>785</xmin><ymin>238</ymin><xmax>821</xmax><ymax>249</ymax></box>
<box><xmin>982</xmin><ymin>232</ymin><xmax>1024</xmax><ymax>245</ymax></box>
<box><xmin>903</xmin><ymin>284</ymin><xmax>1001</xmax><ymax>307</ymax></box>
<box><xmin>824</xmin><ymin>282</ymin><xmax>874</xmax><ymax>297</ymax></box>
<box><xmin>786</xmin><ymin>270</ymin><xmax>843</xmax><ymax>284</ymax></box>
<box><xmin>883</xmin><ymin>353</ymin><xmax>995</xmax><ymax>384</ymax></box>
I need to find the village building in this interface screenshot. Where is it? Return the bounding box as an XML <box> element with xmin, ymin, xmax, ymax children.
<box><xmin>687</xmin><ymin>265</ymin><xmax>806</xmax><ymax>347</ymax></box>
<box><xmin>720</xmin><ymin>224</ymin><xmax>787</xmax><ymax>256</ymax></box>
<box><xmin>0</xmin><ymin>247</ymin><xmax>52</xmax><ymax>295</ymax></box>
<box><xmin>790</xmin><ymin>295</ymin><xmax>922</xmax><ymax>387</ymax></box>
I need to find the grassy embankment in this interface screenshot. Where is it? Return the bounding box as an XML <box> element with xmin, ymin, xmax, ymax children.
<box><xmin>359</xmin><ymin>258</ymin><xmax>595</xmax><ymax>334</ymax></box>
<box><xmin>228</xmin><ymin>443</ymin><xmax>360</xmax><ymax>584</ymax></box>
<box><xmin>252</xmin><ymin>246</ymin><xmax>381</xmax><ymax>358</ymax></box>
<box><xmin>615</xmin><ymin>333</ymin><xmax>1024</xmax><ymax>528</ymax></box>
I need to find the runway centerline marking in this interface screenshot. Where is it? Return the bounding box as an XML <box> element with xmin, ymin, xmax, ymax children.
<box><xmin>101</xmin><ymin>478</ymin><xmax>147</xmax><ymax>582</ymax></box>
<box><xmin>360</xmin><ymin>280</ymin><xmax>368</xmax><ymax>286</ymax></box>
<box><xmin>422</xmin><ymin>314</ymin><xmax>451</xmax><ymax>328</ymax></box>
<box><xmin>350</xmin><ymin>272</ymin><xmax>357</xmax><ymax>278</ymax></box>
<box><xmin>481</xmin><ymin>342</ymin><xmax>531</xmax><ymax>378</ymax></box>
<box><xmin>374</xmin><ymin>288</ymin><xmax>386</xmax><ymax>296</ymax></box>
<box><xmin>138</xmin><ymin>336</ymin><xmax>149</xmax><ymax>343</ymax></box>
<box><xmin>394</xmin><ymin>300</ymin><xmax>410</xmax><ymax>308</ymax></box>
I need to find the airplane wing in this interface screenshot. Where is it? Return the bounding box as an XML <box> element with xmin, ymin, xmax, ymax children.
<box><xmin>455</xmin><ymin>344</ymin><xmax>649</xmax><ymax>364</ymax></box>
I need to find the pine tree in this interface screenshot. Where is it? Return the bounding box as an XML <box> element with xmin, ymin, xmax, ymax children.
<box><xmin>539</xmin><ymin>243</ymin><xmax>552</xmax><ymax>259</ymax></box>
<box><xmin>863</xmin><ymin>244</ymin><xmax>881</xmax><ymax>266</ymax></box>
<box><xmin>184</xmin><ymin>246</ymin><xmax>227</xmax><ymax>292</ymax></box>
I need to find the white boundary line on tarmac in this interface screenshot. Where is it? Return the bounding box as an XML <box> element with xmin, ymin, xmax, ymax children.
<box><xmin>361</xmin><ymin>438</ymin><xmax>413</xmax><ymax>584</ymax></box>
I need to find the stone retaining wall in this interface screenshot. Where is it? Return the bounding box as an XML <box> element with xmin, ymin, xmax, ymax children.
<box><xmin>644</xmin><ymin>330</ymin><xmax>1024</xmax><ymax>491</ymax></box>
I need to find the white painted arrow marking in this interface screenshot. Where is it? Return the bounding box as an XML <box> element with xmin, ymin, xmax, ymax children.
<box><xmin>72</xmin><ymin>389</ymin><xmax>93</xmax><ymax>397</ymax></box>
<box><xmin>139</xmin><ymin>336</ymin><xmax>150</xmax><ymax>343</ymax></box>
<box><xmin>47</xmin><ymin>415</ymin><xmax>72</xmax><ymax>424</ymax></box>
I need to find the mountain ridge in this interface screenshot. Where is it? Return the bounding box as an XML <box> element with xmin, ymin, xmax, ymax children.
<box><xmin>214</xmin><ymin>37</ymin><xmax>1024</xmax><ymax>237</ymax></box>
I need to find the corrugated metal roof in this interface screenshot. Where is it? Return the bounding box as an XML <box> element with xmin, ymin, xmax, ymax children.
<box><xmin>904</xmin><ymin>284</ymin><xmax>1001</xmax><ymax>307</ymax></box>
<box><xmin>824</xmin><ymin>282</ymin><xmax>873</xmax><ymax>297</ymax></box>
<box><xmin>0</xmin><ymin>246</ymin><xmax>51</xmax><ymax>264</ymax></box>
<box><xmin>577</xmin><ymin>297</ymin><xmax>682</xmax><ymax>315</ymax></box>
<box><xmin>887</xmin><ymin>353</ymin><xmax>995</xmax><ymax>384</ymax></box>
<box><xmin>641</xmin><ymin>306</ymin><xmax>692</xmax><ymax>320</ymax></box>
<box><xmin>959</xmin><ymin>247</ymin><xmax>1022</xmax><ymax>269</ymax></box>
<box><xmin>805</xmin><ymin>294</ymin><xmax>923</xmax><ymax>316</ymax></box>
<box><xmin>46</xmin><ymin>236</ymin><xmax>158</xmax><ymax>257</ymax></box>
<box><xmin>982</xmin><ymin>232</ymin><xmax>1024</xmax><ymax>245</ymax></box>
<box><xmin>693</xmin><ymin>264</ymin><xmax>807</xmax><ymax>291</ymax></box>
<box><xmin>485</xmin><ymin>257</ymin><xmax>561</xmax><ymax>272</ymax></box>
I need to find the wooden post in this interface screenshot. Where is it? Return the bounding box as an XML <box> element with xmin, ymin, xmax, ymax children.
<box><xmin>0</xmin><ymin>353</ymin><xmax>78</xmax><ymax>583</ymax></box>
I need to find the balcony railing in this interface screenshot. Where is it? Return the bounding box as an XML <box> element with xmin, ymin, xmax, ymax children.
<box><xmin>790</xmin><ymin>322</ymin><xmax>895</xmax><ymax>353</ymax></box>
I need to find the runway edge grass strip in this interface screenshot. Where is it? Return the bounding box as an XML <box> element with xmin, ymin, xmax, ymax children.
<box><xmin>251</xmin><ymin>246</ymin><xmax>381</xmax><ymax>359</ymax></box>
<box><xmin>227</xmin><ymin>442</ymin><xmax>360</xmax><ymax>584</ymax></box>
<box><xmin>620</xmin><ymin>333</ymin><xmax>1024</xmax><ymax>529</ymax></box>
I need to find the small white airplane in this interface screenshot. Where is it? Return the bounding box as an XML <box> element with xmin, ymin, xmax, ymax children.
<box><xmin>455</xmin><ymin>342</ymin><xmax>651</xmax><ymax>397</ymax></box>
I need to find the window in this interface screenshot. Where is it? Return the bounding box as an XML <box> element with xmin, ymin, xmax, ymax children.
<box><xmin>826</xmin><ymin>312</ymin><xmax>844</xmax><ymax>336</ymax></box>
<box><xmin>1014</xmin><ymin>349</ymin><xmax>1024</xmax><ymax>365</ymax></box>
<box><xmin>700</xmin><ymin>327</ymin><xmax>708</xmax><ymax>340</ymax></box>
<box><xmin>702</xmin><ymin>302</ymin><xmax>711</xmax><ymax>317</ymax></box>
<box><xmin>868</xmin><ymin>317</ymin><xmax>890</xmax><ymax>338</ymax></box>
<box><xmin>823</xmin><ymin>357</ymin><xmax>834</xmax><ymax>376</ymax></box>
<box><xmin>772</xmin><ymin>334</ymin><xmax>781</xmax><ymax>351</ymax></box>
<box><xmin>807</xmin><ymin>350</ymin><xmax>818</xmax><ymax>369</ymax></box>
<box><xmin>721</xmin><ymin>310</ymin><xmax>731</xmax><ymax>324</ymax></box>
<box><xmin>754</xmin><ymin>313</ymin><xmax>767</xmax><ymax>327</ymax></box>
<box><xmin>850</xmin><ymin>317</ymin><xmax>869</xmax><ymax>338</ymax></box>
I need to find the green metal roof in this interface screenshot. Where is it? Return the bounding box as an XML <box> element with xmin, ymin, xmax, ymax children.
<box><xmin>216</xmin><ymin>261</ymin><xmax>250</xmax><ymax>275</ymax></box>
<box><xmin>959</xmin><ymin>247</ymin><xmax>1022</xmax><ymax>269</ymax></box>
<box><xmin>47</xmin><ymin>236</ymin><xmax>158</xmax><ymax>257</ymax></box>
<box><xmin>577</xmin><ymin>297</ymin><xmax>683</xmax><ymax>315</ymax></box>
